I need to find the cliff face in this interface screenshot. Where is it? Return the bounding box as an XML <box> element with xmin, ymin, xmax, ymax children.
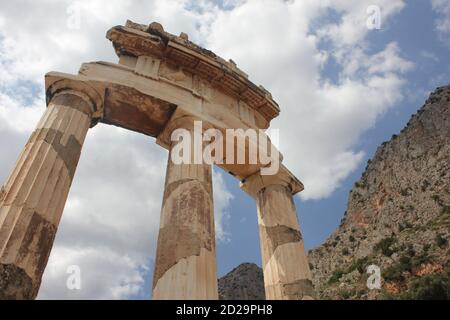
<box><xmin>218</xmin><ymin>263</ymin><xmax>265</xmax><ymax>300</ymax></box>
<box><xmin>309</xmin><ymin>86</ymin><xmax>450</xmax><ymax>299</ymax></box>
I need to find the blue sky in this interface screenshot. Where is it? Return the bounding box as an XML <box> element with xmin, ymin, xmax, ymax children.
<box><xmin>0</xmin><ymin>0</ymin><xmax>449</xmax><ymax>299</ymax></box>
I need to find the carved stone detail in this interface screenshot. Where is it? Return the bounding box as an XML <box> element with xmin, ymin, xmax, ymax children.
<box><xmin>134</xmin><ymin>56</ymin><xmax>160</xmax><ymax>79</ymax></box>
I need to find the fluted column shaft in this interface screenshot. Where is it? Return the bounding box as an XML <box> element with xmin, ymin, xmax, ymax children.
<box><xmin>152</xmin><ymin>124</ymin><xmax>218</xmax><ymax>299</ymax></box>
<box><xmin>0</xmin><ymin>92</ymin><xmax>93</xmax><ymax>299</ymax></box>
<box><xmin>256</xmin><ymin>184</ymin><xmax>314</xmax><ymax>300</ymax></box>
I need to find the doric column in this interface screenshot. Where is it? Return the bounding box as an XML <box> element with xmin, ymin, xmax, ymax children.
<box><xmin>0</xmin><ymin>90</ymin><xmax>99</xmax><ymax>299</ymax></box>
<box><xmin>241</xmin><ymin>169</ymin><xmax>314</xmax><ymax>300</ymax></box>
<box><xmin>152</xmin><ymin>116</ymin><xmax>218</xmax><ymax>299</ymax></box>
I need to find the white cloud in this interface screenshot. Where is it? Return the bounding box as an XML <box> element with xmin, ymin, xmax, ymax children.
<box><xmin>0</xmin><ymin>0</ymin><xmax>413</xmax><ymax>298</ymax></box>
<box><xmin>213</xmin><ymin>169</ymin><xmax>234</xmax><ymax>243</ymax></box>
<box><xmin>38</xmin><ymin>246</ymin><xmax>146</xmax><ymax>299</ymax></box>
<box><xmin>420</xmin><ymin>50</ymin><xmax>440</xmax><ymax>62</ymax></box>
<box><xmin>316</xmin><ymin>0</ymin><xmax>405</xmax><ymax>45</ymax></box>
<box><xmin>203</xmin><ymin>0</ymin><xmax>410</xmax><ymax>199</ymax></box>
<box><xmin>337</xmin><ymin>42</ymin><xmax>413</xmax><ymax>77</ymax></box>
<box><xmin>0</xmin><ymin>92</ymin><xmax>44</xmax><ymax>132</ymax></box>
<box><xmin>431</xmin><ymin>0</ymin><xmax>450</xmax><ymax>46</ymax></box>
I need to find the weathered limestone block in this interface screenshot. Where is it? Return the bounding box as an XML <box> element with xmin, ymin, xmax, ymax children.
<box><xmin>152</xmin><ymin>121</ymin><xmax>218</xmax><ymax>299</ymax></box>
<box><xmin>0</xmin><ymin>93</ymin><xmax>94</xmax><ymax>299</ymax></box>
<box><xmin>257</xmin><ymin>184</ymin><xmax>314</xmax><ymax>300</ymax></box>
<box><xmin>242</xmin><ymin>171</ymin><xmax>313</xmax><ymax>300</ymax></box>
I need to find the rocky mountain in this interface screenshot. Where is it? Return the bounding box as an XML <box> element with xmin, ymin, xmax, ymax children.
<box><xmin>217</xmin><ymin>86</ymin><xmax>450</xmax><ymax>300</ymax></box>
<box><xmin>218</xmin><ymin>263</ymin><xmax>265</xmax><ymax>300</ymax></box>
<box><xmin>309</xmin><ymin>85</ymin><xmax>450</xmax><ymax>299</ymax></box>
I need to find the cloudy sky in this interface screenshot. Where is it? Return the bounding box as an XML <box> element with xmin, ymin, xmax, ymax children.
<box><xmin>0</xmin><ymin>0</ymin><xmax>449</xmax><ymax>299</ymax></box>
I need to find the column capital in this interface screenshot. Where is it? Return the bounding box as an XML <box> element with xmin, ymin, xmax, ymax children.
<box><xmin>45</xmin><ymin>72</ymin><xmax>105</xmax><ymax>127</ymax></box>
<box><xmin>156</xmin><ymin>110</ymin><xmax>214</xmax><ymax>149</ymax></box>
<box><xmin>240</xmin><ymin>165</ymin><xmax>304</xmax><ymax>198</ymax></box>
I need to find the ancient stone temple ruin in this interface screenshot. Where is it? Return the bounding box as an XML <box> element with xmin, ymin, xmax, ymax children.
<box><xmin>0</xmin><ymin>21</ymin><xmax>314</xmax><ymax>300</ymax></box>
